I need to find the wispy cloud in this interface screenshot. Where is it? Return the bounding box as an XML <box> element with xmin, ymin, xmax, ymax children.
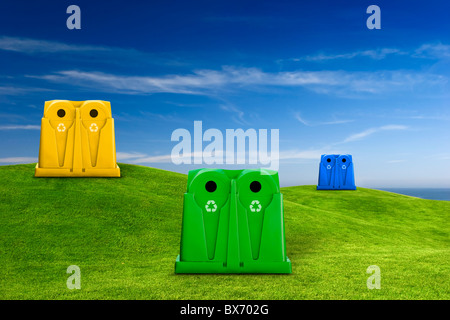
<box><xmin>424</xmin><ymin>153</ymin><xmax>450</xmax><ymax>161</ymax></box>
<box><xmin>339</xmin><ymin>125</ymin><xmax>408</xmax><ymax>144</ymax></box>
<box><xmin>294</xmin><ymin>112</ymin><xmax>353</xmax><ymax>126</ymax></box>
<box><xmin>129</xmin><ymin>154</ymin><xmax>174</xmax><ymax>163</ymax></box>
<box><xmin>0</xmin><ymin>125</ymin><xmax>40</xmax><ymax>130</ymax></box>
<box><xmin>410</xmin><ymin>114</ymin><xmax>450</xmax><ymax>121</ymax></box>
<box><xmin>139</xmin><ymin>111</ymin><xmax>186</xmax><ymax>123</ymax></box>
<box><xmin>294</xmin><ymin>113</ymin><xmax>309</xmax><ymax>126</ymax></box>
<box><xmin>116</xmin><ymin>151</ymin><xmax>174</xmax><ymax>163</ymax></box>
<box><xmin>117</xmin><ymin>151</ymin><xmax>187</xmax><ymax>164</ymax></box>
<box><xmin>0</xmin><ymin>157</ymin><xmax>37</xmax><ymax>164</ymax></box>
<box><xmin>0</xmin><ymin>36</ymin><xmax>119</xmax><ymax>54</ymax></box>
<box><xmin>289</xmin><ymin>43</ymin><xmax>450</xmax><ymax>62</ymax></box>
<box><xmin>29</xmin><ymin>70</ymin><xmax>209</xmax><ymax>95</ymax></box>
<box><xmin>116</xmin><ymin>152</ymin><xmax>149</xmax><ymax>161</ymax></box>
<box><xmin>0</xmin><ymin>36</ymin><xmax>184</xmax><ymax>67</ymax></box>
<box><xmin>295</xmin><ymin>48</ymin><xmax>405</xmax><ymax>62</ymax></box>
<box><xmin>30</xmin><ymin>67</ymin><xmax>447</xmax><ymax>96</ymax></box>
<box><xmin>413</xmin><ymin>43</ymin><xmax>450</xmax><ymax>59</ymax></box>
<box><xmin>0</xmin><ymin>85</ymin><xmax>53</xmax><ymax>96</ymax></box>
<box><xmin>220</xmin><ymin>104</ymin><xmax>249</xmax><ymax>125</ymax></box>
<box><xmin>279</xmin><ymin>148</ymin><xmax>339</xmax><ymax>160</ymax></box>
<box><xmin>117</xmin><ymin>148</ymin><xmax>334</xmax><ymax>164</ymax></box>
<box><xmin>319</xmin><ymin>119</ymin><xmax>354</xmax><ymax>125</ymax></box>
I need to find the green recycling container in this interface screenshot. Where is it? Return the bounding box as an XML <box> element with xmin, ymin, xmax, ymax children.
<box><xmin>175</xmin><ymin>168</ymin><xmax>291</xmax><ymax>274</ymax></box>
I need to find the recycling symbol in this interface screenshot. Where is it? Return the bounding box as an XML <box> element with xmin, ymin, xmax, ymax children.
<box><xmin>342</xmin><ymin>165</ymin><xmax>346</xmax><ymax>170</ymax></box>
<box><xmin>326</xmin><ymin>165</ymin><xmax>331</xmax><ymax>170</ymax></box>
<box><xmin>57</xmin><ymin>123</ymin><xmax>66</xmax><ymax>132</ymax></box>
<box><xmin>205</xmin><ymin>200</ymin><xmax>217</xmax><ymax>213</ymax></box>
<box><xmin>250</xmin><ymin>200</ymin><xmax>262</xmax><ymax>213</ymax></box>
<box><xmin>89</xmin><ymin>123</ymin><xmax>99</xmax><ymax>132</ymax></box>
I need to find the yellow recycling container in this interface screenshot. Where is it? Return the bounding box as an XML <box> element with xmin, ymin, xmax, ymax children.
<box><xmin>35</xmin><ymin>100</ymin><xmax>120</xmax><ymax>177</ymax></box>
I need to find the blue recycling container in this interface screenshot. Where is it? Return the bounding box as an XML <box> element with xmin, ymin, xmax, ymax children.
<box><xmin>317</xmin><ymin>154</ymin><xmax>356</xmax><ymax>190</ymax></box>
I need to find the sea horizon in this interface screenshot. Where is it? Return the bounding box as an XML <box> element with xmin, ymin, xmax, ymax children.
<box><xmin>376</xmin><ymin>188</ymin><xmax>450</xmax><ymax>201</ymax></box>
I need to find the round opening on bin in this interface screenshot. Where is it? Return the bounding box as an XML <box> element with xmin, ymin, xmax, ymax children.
<box><xmin>90</xmin><ymin>109</ymin><xmax>98</xmax><ymax>118</ymax></box>
<box><xmin>250</xmin><ymin>181</ymin><xmax>262</xmax><ymax>193</ymax></box>
<box><xmin>205</xmin><ymin>181</ymin><xmax>217</xmax><ymax>192</ymax></box>
<box><xmin>57</xmin><ymin>109</ymin><xmax>66</xmax><ymax>118</ymax></box>
<box><xmin>326</xmin><ymin>158</ymin><xmax>331</xmax><ymax>163</ymax></box>
<box><xmin>342</xmin><ymin>158</ymin><xmax>346</xmax><ymax>163</ymax></box>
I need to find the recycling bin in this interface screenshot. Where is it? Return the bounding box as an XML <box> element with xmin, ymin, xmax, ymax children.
<box><xmin>317</xmin><ymin>154</ymin><xmax>356</xmax><ymax>190</ymax></box>
<box><xmin>336</xmin><ymin>154</ymin><xmax>356</xmax><ymax>190</ymax></box>
<box><xmin>175</xmin><ymin>168</ymin><xmax>292</xmax><ymax>274</ymax></box>
<box><xmin>35</xmin><ymin>100</ymin><xmax>120</xmax><ymax>177</ymax></box>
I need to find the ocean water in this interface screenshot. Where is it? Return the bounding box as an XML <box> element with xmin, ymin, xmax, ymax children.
<box><xmin>377</xmin><ymin>188</ymin><xmax>450</xmax><ymax>201</ymax></box>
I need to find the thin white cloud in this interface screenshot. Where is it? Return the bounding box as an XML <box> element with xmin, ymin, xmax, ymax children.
<box><xmin>130</xmin><ymin>154</ymin><xmax>174</xmax><ymax>164</ymax></box>
<box><xmin>0</xmin><ymin>36</ymin><xmax>130</xmax><ymax>54</ymax></box>
<box><xmin>116</xmin><ymin>149</ymin><xmax>279</xmax><ymax>165</ymax></box>
<box><xmin>294</xmin><ymin>112</ymin><xmax>310</xmax><ymax>126</ymax></box>
<box><xmin>0</xmin><ymin>36</ymin><xmax>184</xmax><ymax>68</ymax></box>
<box><xmin>220</xmin><ymin>105</ymin><xmax>249</xmax><ymax>125</ymax></box>
<box><xmin>0</xmin><ymin>86</ymin><xmax>53</xmax><ymax>96</ymax></box>
<box><xmin>117</xmin><ymin>151</ymin><xmax>205</xmax><ymax>164</ymax></box>
<box><xmin>0</xmin><ymin>125</ymin><xmax>40</xmax><ymax>130</ymax></box>
<box><xmin>116</xmin><ymin>152</ymin><xmax>174</xmax><ymax>163</ymax></box>
<box><xmin>30</xmin><ymin>70</ymin><xmax>206</xmax><ymax>95</ymax></box>
<box><xmin>295</xmin><ymin>48</ymin><xmax>405</xmax><ymax>62</ymax></box>
<box><xmin>339</xmin><ymin>125</ymin><xmax>408</xmax><ymax>144</ymax></box>
<box><xmin>410</xmin><ymin>115</ymin><xmax>450</xmax><ymax>121</ymax></box>
<box><xmin>116</xmin><ymin>152</ymin><xmax>149</xmax><ymax>161</ymax></box>
<box><xmin>117</xmin><ymin>148</ymin><xmax>333</xmax><ymax>164</ymax></box>
<box><xmin>279</xmin><ymin>149</ymin><xmax>338</xmax><ymax>160</ymax></box>
<box><xmin>139</xmin><ymin>111</ymin><xmax>186</xmax><ymax>123</ymax></box>
<box><xmin>413</xmin><ymin>43</ymin><xmax>450</xmax><ymax>59</ymax></box>
<box><xmin>424</xmin><ymin>153</ymin><xmax>450</xmax><ymax>161</ymax></box>
<box><xmin>290</xmin><ymin>43</ymin><xmax>450</xmax><ymax>62</ymax></box>
<box><xmin>319</xmin><ymin>119</ymin><xmax>354</xmax><ymax>125</ymax></box>
<box><xmin>30</xmin><ymin>67</ymin><xmax>447</xmax><ymax>96</ymax></box>
<box><xmin>294</xmin><ymin>112</ymin><xmax>353</xmax><ymax>126</ymax></box>
<box><xmin>0</xmin><ymin>157</ymin><xmax>37</xmax><ymax>164</ymax></box>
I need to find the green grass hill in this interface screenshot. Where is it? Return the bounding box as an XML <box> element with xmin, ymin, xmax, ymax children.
<box><xmin>0</xmin><ymin>163</ymin><xmax>448</xmax><ymax>299</ymax></box>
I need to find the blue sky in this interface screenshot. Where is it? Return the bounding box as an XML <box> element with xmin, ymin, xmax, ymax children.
<box><xmin>0</xmin><ymin>0</ymin><xmax>449</xmax><ymax>187</ymax></box>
